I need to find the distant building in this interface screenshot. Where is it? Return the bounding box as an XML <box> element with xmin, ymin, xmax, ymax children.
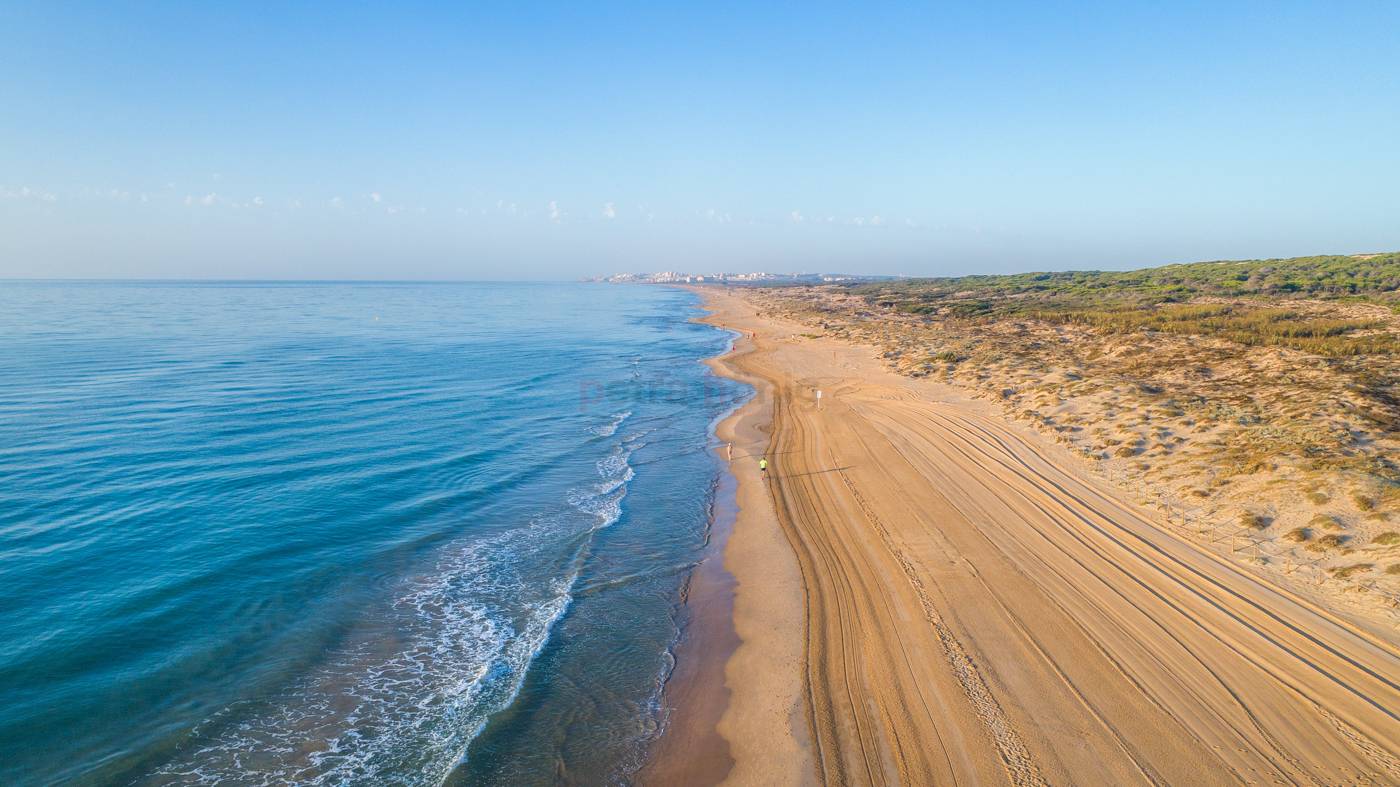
<box><xmin>585</xmin><ymin>269</ymin><xmax>895</xmax><ymax>285</ymax></box>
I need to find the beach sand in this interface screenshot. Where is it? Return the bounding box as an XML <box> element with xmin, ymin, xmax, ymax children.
<box><xmin>648</xmin><ymin>287</ymin><xmax>1400</xmax><ymax>785</ymax></box>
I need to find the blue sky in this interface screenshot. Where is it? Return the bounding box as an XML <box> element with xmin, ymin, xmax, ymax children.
<box><xmin>2</xmin><ymin>1</ymin><xmax>1397</xmax><ymax>279</ymax></box>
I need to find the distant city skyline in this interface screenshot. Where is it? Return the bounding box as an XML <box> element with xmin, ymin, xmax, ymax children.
<box><xmin>3</xmin><ymin>2</ymin><xmax>1398</xmax><ymax>279</ymax></box>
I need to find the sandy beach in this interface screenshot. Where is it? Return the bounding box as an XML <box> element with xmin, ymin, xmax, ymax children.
<box><xmin>651</xmin><ymin>287</ymin><xmax>1400</xmax><ymax>785</ymax></box>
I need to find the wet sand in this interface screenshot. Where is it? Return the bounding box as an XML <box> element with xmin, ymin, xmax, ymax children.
<box><xmin>639</xmin><ymin>469</ymin><xmax>739</xmax><ymax>785</ymax></box>
<box><xmin>649</xmin><ymin>287</ymin><xmax>1400</xmax><ymax>785</ymax></box>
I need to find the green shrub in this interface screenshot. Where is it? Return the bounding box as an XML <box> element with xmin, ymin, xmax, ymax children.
<box><xmin>1307</xmin><ymin>533</ymin><xmax>1348</xmax><ymax>552</ymax></box>
<box><xmin>1330</xmin><ymin>563</ymin><xmax>1373</xmax><ymax>580</ymax></box>
<box><xmin>1240</xmin><ymin>511</ymin><xmax>1271</xmax><ymax>529</ymax></box>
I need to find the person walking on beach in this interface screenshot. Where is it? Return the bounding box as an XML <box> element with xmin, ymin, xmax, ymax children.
<box><xmin>726</xmin><ymin>442</ymin><xmax>733</xmax><ymax>462</ymax></box>
<box><xmin>759</xmin><ymin>457</ymin><xmax>768</xmax><ymax>476</ymax></box>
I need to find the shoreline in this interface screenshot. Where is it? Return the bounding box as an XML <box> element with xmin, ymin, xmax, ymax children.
<box><xmin>638</xmin><ymin>462</ymin><xmax>739</xmax><ymax>784</ymax></box>
<box><xmin>641</xmin><ymin>288</ymin><xmax>812</xmax><ymax>785</ymax></box>
<box><xmin>638</xmin><ymin>301</ymin><xmax>746</xmax><ymax>785</ymax></box>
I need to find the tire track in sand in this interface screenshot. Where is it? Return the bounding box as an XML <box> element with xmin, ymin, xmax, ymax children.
<box><xmin>707</xmin><ymin>291</ymin><xmax>1400</xmax><ymax>786</ymax></box>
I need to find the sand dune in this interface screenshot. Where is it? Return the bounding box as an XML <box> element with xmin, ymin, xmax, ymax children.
<box><xmin>697</xmin><ymin>289</ymin><xmax>1400</xmax><ymax>786</ymax></box>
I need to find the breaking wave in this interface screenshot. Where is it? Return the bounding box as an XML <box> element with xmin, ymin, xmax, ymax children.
<box><xmin>147</xmin><ymin>437</ymin><xmax>643</xmax><ymax>786</ymax></box>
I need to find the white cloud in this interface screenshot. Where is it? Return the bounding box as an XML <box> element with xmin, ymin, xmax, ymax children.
<box><xmin>199</xmin><ymin>193</ymin><xmax>217</xmax><ymax>206</ymax></box>
<box><xmin>1</xmin><ymin>185</ymin><xmax>58</xmax><ymax>202</ymax></box>
<box><xmin>548</xmin><ymin>200</ymin><xmax>560</xmax><ymax>222</ymax></box>
<box><xmin>870</xmin><ymin>215</ymin><xmax>884</xmax><ymax>226</ymax></box>
<box><xmin>790</xmin><ymin>210</ymin><xmax>804</xmax><ymax>224</ymax></box>
<box><xmin>252</xmin><ymin>196</ymin><xmax>264</xmax><ymax>207</ymax></box>
<box><xmin>369</xmin><ymin>192</ymin><xmax>382</xmax><ymax>203</ymax></box>
<box><xmin>603</xmin><ymin>201</ymin><xmax>616</xmax><ymax>219</ymax></box>
<box><xmin>330</xmin><ymin>196</ymin><xmax>345</xmax><ymax>208</ymax></box>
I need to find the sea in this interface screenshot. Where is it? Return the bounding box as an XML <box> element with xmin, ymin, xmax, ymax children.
<box><xmin>0</xmin><ymin>281</ymin><xmax>748</xmax><ymax>785</ymax></box>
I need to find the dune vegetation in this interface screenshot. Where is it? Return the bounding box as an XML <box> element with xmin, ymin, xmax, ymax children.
<box><xmin>739</xmin><ymin>253</ymin><xmax>1400</xmax><ymax>614</ymax></box>
<box><xmin>864</xmin><ymin>253</ymin><xmax>1400</xmax><ymax>357</ymax></box>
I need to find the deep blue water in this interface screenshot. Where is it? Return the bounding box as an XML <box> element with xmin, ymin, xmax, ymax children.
<box><xmin>0</xmin><ymin>281</ymin><xmax>745</xmax><ymax>785</ymax></box>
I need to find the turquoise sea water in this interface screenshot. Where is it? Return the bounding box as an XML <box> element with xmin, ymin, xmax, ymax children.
<box><xmin>0</xmin><ymin>281</ymin><xmax>746</xmax><ymax>785</ymax></box>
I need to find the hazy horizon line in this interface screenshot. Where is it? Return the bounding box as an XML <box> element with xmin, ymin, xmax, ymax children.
<box><xmin>2</xmin><ymin>248</ymin><xmax>1392</xmax><ymax>285</ymax></box>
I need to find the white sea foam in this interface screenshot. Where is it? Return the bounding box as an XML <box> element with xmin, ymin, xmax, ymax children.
<box><xmin>569</xmin><ymin>439</ymin><xmax>642</xmax><ymax>530</ymax></box>
<box><xmin>148</xmin><ymin>438</ymin><xmax>642</xmax><ymax>786</ymax></box>
<box><xmin>588</xmin><ymin>409</ymin><xmax>631</xmax><ymax>438</ymax></box>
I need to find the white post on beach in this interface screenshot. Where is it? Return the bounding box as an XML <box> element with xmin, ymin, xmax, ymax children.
<box><xmin>816</xmin><ymin>389</ymin><xmax>822</xmax><ymax>410</ymax></box>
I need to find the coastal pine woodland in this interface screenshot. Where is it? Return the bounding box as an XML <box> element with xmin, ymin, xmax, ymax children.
<box><xmin>746</xmin><ymin>253</ymin><xmax>1400</xmax><ymax>615</ymax></box>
